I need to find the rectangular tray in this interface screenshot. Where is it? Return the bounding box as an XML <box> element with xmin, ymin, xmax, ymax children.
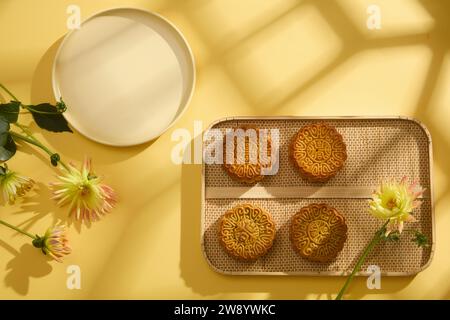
<box><xmin>201</xmin><ymin>116</ymin><xmax>435</xmax><ymax>276</ymax></box>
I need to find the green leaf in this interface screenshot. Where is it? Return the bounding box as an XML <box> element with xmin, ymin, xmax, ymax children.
<box><xmin>412</xmin><ymin>231</ymin><xmax>429</xmax><ymax>248</ymax></box>
<box><xmin>0</xmin><ymin>116</ymin><xmax>10</xmax><ymax>133</ymax></box>
<box><xmin>0</xmin><ymin>133</ymin><xmax>16</xmax><ymax>161</ymax></box>
<box><xmin>0</xmin><ymin>101</ymin><xmax>20</xmax><ymax>123</ymax></box>
<box><xmin>380</xmin><ymin>230</ymin><xmax>400</xmax><ymax>242</ymax></box>
<box><xmin>0</xmin><ymin>115</ymin><xmax>16</xmax><ymax>161</ymax></box>
<box><xmin>56</xmin><ymin>98</ymin><xmax>67</xmax><ymax>113</ymax></box>
<box><xmin>0</xmin><ymin>131</ymin><xmax>8</xmax><ymax>145</ymax></box>
<box><xmin>30</xmin><ymin>103</ymin><xmax>73</xmax><ymax>133</ymax></box>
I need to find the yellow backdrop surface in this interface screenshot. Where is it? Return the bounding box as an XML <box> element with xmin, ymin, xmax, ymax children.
<box><xmin>0</xmin><ymin>0</ymin><xmax>449</xmax><ymax>299</ymax></box>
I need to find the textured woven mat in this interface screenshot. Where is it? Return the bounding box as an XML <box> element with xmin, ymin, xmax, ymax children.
<box><xmin>202</xmin><ymin>118</ymin><xmax>434</xmax><ymax>275</ymax></box>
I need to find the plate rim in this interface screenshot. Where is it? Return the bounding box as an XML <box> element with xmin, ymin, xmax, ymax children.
<box><xmin>52</xmin><ymin>6</ymin><xmax>196</xmax><ymax>147</ymax></box>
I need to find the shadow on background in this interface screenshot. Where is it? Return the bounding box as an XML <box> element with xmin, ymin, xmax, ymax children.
<box><xmin>173</xmin><ymin>0</ymin><xmax>450</xmax><ymax>299</ymax></box>
<box><xmin>413</xmin><ymin>0</ymin><xmax>450</xmax><ymax>206</ymax></box>
<box><xmin>2</xmin><ymin>0</ymin><xmax>448</xmax><ymax>299</ymax></box>
<box><xmin>179</xmin><ymin>137</ymin><xmax>412</xmax><ymax>299</ymax></box>
<box><xmin>12</xmin><ymin>180</ymin><xmax>89</xmax><ymax>233</ymax></box>
<box><xmin>12</xmin><ymin>182</ymin><xmax>60</xmax><ymax>232</ymax></box>
<box><xmin>0</xmin><ymin>242</ymin><xmax>52</xmax><ymax>296</ymax></box>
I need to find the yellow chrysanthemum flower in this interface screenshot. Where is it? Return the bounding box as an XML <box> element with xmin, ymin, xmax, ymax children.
<box><xmin>369</xmin><ymin>177</ymin><xmax>424</xmax><ymax>235</ymax></box>
<box><xmin>0</xmin><ymin>165</ymin><xmax>34</xmax><ymax>205</ymax></box>
<box><xmin>50</xmin><ymin>158</ymin><xmax>116</xmax><ymax>222</ymax></box>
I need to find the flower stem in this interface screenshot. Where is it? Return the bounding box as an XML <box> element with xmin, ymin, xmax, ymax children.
<box><xmin>0</xmin><ymin>219</ymin><xmax>36</xmax><ymax>239</ymax></box>
<box><xmin>10</xmin><ymin>131</ymin><xmax>46</xmax><ymax>150</ymax></box>
<box><xmin>0</xmin><ymin>110</ymin><xmax>30</xmax><ymax>114</ymax></box>
<box><xmin>0</xmin><ymin>84</ymin><xmax>61</xmax><ymax>114</ymax></box>
<box><xmin>13</xmin><ymin>123</ymin><xmax>39</xmax><ymax>142</ymax></box>
<box><xmin>335</xmin><ymin>220</ymin><xmax>390</xmax><ymax>300</ymax></box>
<box><xmin>0</xmin><ymin>83</ymin><xmax>19</xmax><ymax>101</ymax></box>
<box><xmin>1</xmin><ymin>106</ymin><xmax>61</xmax><ymax>115</ymax></box>
<box><xmin>22</xmin><ymin>105</ymin><xmax>63</xmax><ymax>115</ymax></box>
<box><xmin>10</xmin><ymin>127</ymin><xmax>70</xmax><ymax>171</ymax></box>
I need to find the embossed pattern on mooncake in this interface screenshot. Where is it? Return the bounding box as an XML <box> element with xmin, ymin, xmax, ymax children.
<box><xmin>223</xmin><ymin>127</ymin><xmax>272</xmax><ymax>184</ymax></box>
<box><xmin>290</xmin><ymin>122</ymin><xmax>347</xmax><ymax>182</ymax></box>
<box><xmin>291</xmin><ymin>203</ymin><xmax>347</xmax><ymax>263</ymax></box>
<box><xmin>219</xmin><ymin>204</ymin><xmax>276</xmax><ymax>260</ymax></box>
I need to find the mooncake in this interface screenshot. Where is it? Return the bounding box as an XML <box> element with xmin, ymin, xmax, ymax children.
<box><xmin>291</xmin><ymin>203</ymin><xmax>347</xmax><ymax>263</ymax></box>
<box><xmin>223</xmin><ymin>127</ymin><xmax>272</xmax><ymax>184</ymax></box>
<box><xmin>219</xmin><ymin>204</ymin><xmax>276</xmax><ymax>260</ymax></box>
<box><xmin>290</xmin><ymin>122</ymin><xmax>347</xmax><ymax>182</ymax></box>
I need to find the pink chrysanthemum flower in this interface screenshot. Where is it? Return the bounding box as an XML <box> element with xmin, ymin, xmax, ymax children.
<box><xmin>33</xmin><ymin>225</ymin><xmax>72</xmax><ymax>262</ymax></box>
<box><xmin>50</xmin><ymin>158</ymin><xmax>116</xmax><ymax>221</ymax></box>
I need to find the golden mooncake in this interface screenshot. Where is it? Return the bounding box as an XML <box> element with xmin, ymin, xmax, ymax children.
<box><xmin>219</xmin><ymin>204</ymin><xmax>276</xmax><ymax>260</ymax></box>
<box><xmin>290</xmin><ymin>122</ymin><xmax>347</xmax><ymax>182</ymax></box>
<box><xmin>223</xmin><ymin>127</ymin><xmax>272</xmax><ymax>184</ymax></box>
<box><xmin>291</xmin><ymin>203</ymin><xmax>347</xmax><ymax>263</ymax></box>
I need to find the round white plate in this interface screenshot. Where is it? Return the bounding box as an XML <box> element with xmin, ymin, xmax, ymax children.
<box><xmin>52</xmin><ymin>8</ymin><xmax>195</xmax><ymax>146</ymax></box>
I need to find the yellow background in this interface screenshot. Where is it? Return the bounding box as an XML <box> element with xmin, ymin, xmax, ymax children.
<box><xmin>0</xmin><ymin>0</ymin><xmax>449</xmax><ymax>299</ymax></box>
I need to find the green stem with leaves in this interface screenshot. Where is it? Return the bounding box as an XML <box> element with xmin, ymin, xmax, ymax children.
<box><xmin>0</xmin><ymin>219</ymin><xmax>36</xmax><ymax>239</ymax></box>
<box><xmin>0</xmin><ymin>83</ymin><xmax>70</xmax><ymax>171</ymax></box>
<box><xmin>335</xmin><ymin>220</ymin><xmax>390</xmax><ymax>300</ymax></box>
<box><xmin>22</xmin><ymin>105</ymin><xmax>62</xmax><ymax>115</ymax></box>
<box><xmin>10</xmin><ymin>129</ymin><xmax>70</xmax><ymax>171</ymax></box>
<box><xmin>1</xmin><ymin>83</ymin><xmax>62</xmax><ymax>115</ymax></box>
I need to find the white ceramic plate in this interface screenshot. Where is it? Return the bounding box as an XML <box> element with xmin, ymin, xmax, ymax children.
<box><xmin>52</xmin><ymin>8</ymin><xmax>195</xmax><ymax>146</ymax></box>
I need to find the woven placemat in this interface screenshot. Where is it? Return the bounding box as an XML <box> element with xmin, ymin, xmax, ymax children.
<box><xmin>202</xmin><ymin>117</ymin><xmax>434</xmax><ymax>275</ymax></box>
